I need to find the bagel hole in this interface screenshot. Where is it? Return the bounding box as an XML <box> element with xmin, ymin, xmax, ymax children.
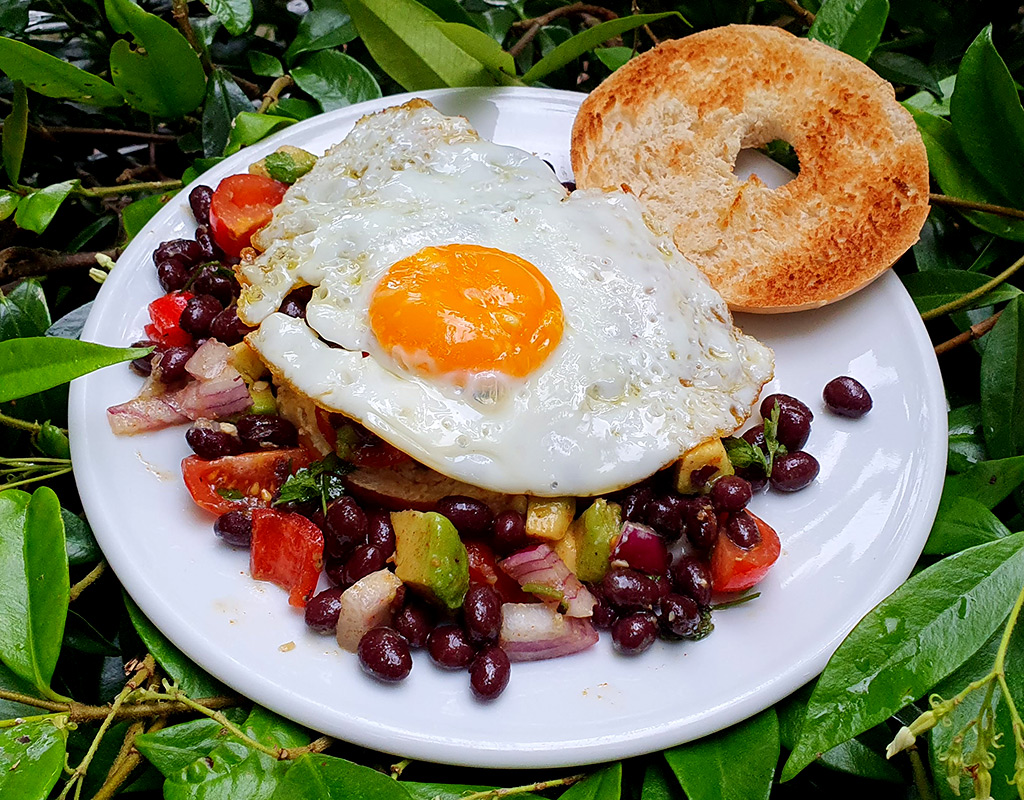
<box><xmin>733</xmin><ymin>140</ymin><xmax>799</xmax><ymax>188</ymax></box>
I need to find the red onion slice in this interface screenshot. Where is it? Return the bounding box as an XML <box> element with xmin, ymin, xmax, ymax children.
<box><xmin>499</xmin><ymin>603</ymin><xmax>599</xmax><ymax>662</ymax></box>
<box><xmin>500</xmin><ymin>543</ymin><xmax>596</xmax><ymax>617</ymax></box>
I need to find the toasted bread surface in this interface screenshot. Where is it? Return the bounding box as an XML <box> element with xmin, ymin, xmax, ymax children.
<box><xmin>571</xmin><ymin>25</ymin><xmax>930</xmax><ymax>312</ymax></box>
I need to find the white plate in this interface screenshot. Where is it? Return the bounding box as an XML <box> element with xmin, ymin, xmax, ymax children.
<box><xmin>70</xmin><ymin>87</ymin><xmax>947</xmax><ymax>768</ymax></box>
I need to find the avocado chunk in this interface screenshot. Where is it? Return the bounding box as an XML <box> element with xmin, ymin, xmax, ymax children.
<box><xmin>248</xmin><ymin>380</ymin><xmax>277</xmax><ymax>414</ymax></box>
<box><xmin>249</xmin><ymin>145</ymin><xmax>317</xmax><ymax>184</ymax></box>
<box><xmin>392</xmin><ymin>510</ymin><xmax>469</xmax><ymax>609</ymax></box>
<box><xmin>573</xmin><ymin>498</ymin><xmax>622</xmax><ymax>583</ymax></box>
<box><xmin>673</xmin><ymin>438</ymin><xmax>734</xmax><ymax>494</ymax></box>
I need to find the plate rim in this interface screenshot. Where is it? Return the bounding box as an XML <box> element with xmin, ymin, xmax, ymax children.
<box><xmin>69</xmin><ymin>85</ymin><xmax>948</xmax><ymax>768</ymax></box>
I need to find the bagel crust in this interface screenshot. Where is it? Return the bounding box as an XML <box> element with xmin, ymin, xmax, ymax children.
<box><xmin>571</xmin><ymin>25</ymin><xmax>931</xmax><ymax>312</ymax></box>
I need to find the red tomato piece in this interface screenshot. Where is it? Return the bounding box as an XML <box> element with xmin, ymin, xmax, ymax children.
<box><xmin>250</xmin><ymin>508</ymin><xmax>324</xmax><ymax>607</ymax></box>
<box><xmin>209</xmin><ymin>174</ymin><xmax>288</xmax><ymax>258</ymax></box>
<box><xmin>465</xmin><ymin>541</ymin><xmax>532</xmax><ymax>604</ymax></box>
<box><xmin>181</xmin><ymin>448</ymin><xmax>315</xmax><ymax>516</ymax></box>
<box><xmin>710</xmin><ymin>512</ymin><xmax>781</xmax><ymax>593</ymax></box>
<box><xmin>146</xmin><ymin>291</ymin><xmax>193</xmax><ymax>348</ymax></box>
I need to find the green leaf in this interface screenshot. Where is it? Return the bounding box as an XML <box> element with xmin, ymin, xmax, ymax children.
<box><xmin>291</xmin><ymin>50</ymin><xmax>382</xmax><ymax>113</ymax></box>
<box><xmin>559</xmin><ymin>764</ymin><xmax>621</xmax><ymax>800</ymax></box>
<box><xmin>594</xmin><ymin>46</ymin><xmax>633</xmax><ymax>72</ymax></box>
<box><xmin>61</xmin><ymin>509</ymin><xmax>100</xmax><ymax>566</ymax></box>
<box><xmin>640</xmin><ymin>761</ymin><xmax>683</xmax><ymax>800</ymax></box>
<box><xmin>522</xmin><ymin>13</ymin><xmax>679</xmax><ymax>84</ymax></box>
<box><xmin>0</xmin><ymin>661</ymin><xmax>44</xmax><ymax>719</ymax></box>
<box><xmin>942</xmin><ymin>455</ymin><xmax>1024</xmax><ymax>510</ymax></box>
<box><xmin>248</xmin><ymin>52</ymin><xmax>283</xmax><ymax>78</ymax></box>
<box><xmin>948</xmin><ymin>403</ymin><xmax>987</xmax><ymax>472</ymax></box>
<box><xmin>66</xmin><ymin>215</ymin><xmax>115</xmax><ymax>254</ymax></box>
<box><xmin>0</xmin><ymin>0</ymin><xmax>30</xmax><ymax>34</ymax></box>
<box><xmin>950</xmin><ymin>25</ymin><xmax>1024</xmax><ymax>210</ymax></box>
<box><xmin>902</xmin><ymin>269</ymin><xmax>1021</xmax><ymax>314</ymax></box>
<box><xmin>106</xmin><ymin>0</ymin><xmax>206</xmax><ymax>117</ymax></box>
<box><xmin>202</xmin><ymin>0</ymin><xmax>252</xmax><ymax>35</ymax></box>
<box><xmin>782</xmin><ymin>533</ymin><xmax>1024</xmax><ymax>779</ymax></box>
<box><xmin>34</xmin><ymin>422</ymin><xmax>69</xmax><ymax>459</ymax></box>
<box><xmin>0</xmin><ymin>280</ymin><xmax>50</xmax><ymax>342</ymax></box>
<box><xmin>124</xmin><ymin>595</ymin><xmax>223</xmax><ymax>698</ymax></box>
<box><xmin>909</xmin><ymin>109</ymin><xmax>1024</xmax><ymax>241</ymax></box>
<box><xmin>273</xmin><ymin>753</ymin><xmax>413</xmax><ymax>800</ymax></box>
<box><xmin>182</xmin><ymin>157</ymin><xmax>225</xmax><ymax>184</ymax></box>
<box><xmin>123</xmin><ymin>191</ymin><xmax>177</xmax><ymax>240</ymax></box>
<box><xmin>665</xmin><ymin>710</ymin><xmax>778</xmax><ymax>800</ymax></box>
<box><xmin>981</xmin><ymin>295</ymin><xmax>1024</xmax><ymax>460</ymax></box>
<box><xmin>925</xmin><ymin>496</ymin><xmax>1012</xmax><ymax>555</ymax></box>
<box><xmin>808</xmin><ymin>0</ymin><xmax>889</xmax><ymax>61</ymax></box>
<box><xmin>134</xmin><ymin>709</ymin><xmax>249</xmax><ymax>777</ymax></box>
<box><xmin>271</xmin><ymin>98</ymin><xmax>320</xmax><ymax>121</ymax></box>
<box><xmin>0</xmin><ymin>38</ymin><xmax>122</xmax><ymax>106</ymax></box>
<box><xmin>203</xmin><ymin>69</ymin><xmax>253</xmax><ymax>158</ymax></box>
<box><xmin>345</xmin><ymin>0</ymin><xmax>498</xmax><ymax>90</ymax></box>
<box><xmin>0</xmin><ymin>190</ymin><xmax>18</xmax><ymax>221</ymax></box>
<box><xmin>14</xmin><ymin>181</ymin><xmax>76</xmax><ymax>235</ymax></box>
<box><xmin>0</xmin><ymin>716</ymin><xmax>69</xmax><ymax>800</ymax></box>
<box><xmin>2</xmin><ymin>81</ymin><xmax>27</xmax><ymax>185</ymax></box>
<box><xmin>419</xmin><ymin>0</ymin><xmax>478</xmax><ymax>27</ymax></box>
<box><xmin>0</xmin><ymin>338</ymin><xmax>149</xmax><ymax>403</ymax></box>
<box><xmin>284</xmin><ymin>0</ymin><xmax>357</xmax><ymax>65</ymax></box>
<box><xmin>224</xmin><ymin>112</ymin><xmax>295</xmax><ymax>156</ymax></box>
<box><xmin>0</xmin><ymin>487</ymin><xmax>69</xmax><ymax>700</ymax></box>
<box><xmin>867</xmin><ymin>51</ymin><xmax>940</xmax><ymax>95</ymax></box>
<box><xmin>904</xmin><ymin>74</ymin><xmax>955</xmax><ymax>117</ymax></box>
<box><xmin>433</xmin><ymin>22</ymin><xmax>517</xmax><ymax>82</ymax></box>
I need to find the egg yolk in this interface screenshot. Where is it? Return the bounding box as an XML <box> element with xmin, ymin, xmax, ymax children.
<box><xmin>368</xmin><ymin>244</ymin><xmax>564</xmax><ymax>379</ymax></box>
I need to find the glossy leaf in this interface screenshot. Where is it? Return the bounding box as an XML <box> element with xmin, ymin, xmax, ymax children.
<box><xmin>433</xmin><ymin>22</ymin><xmax>517</xmax><ymax>82</ymax></box>
<box><xmin>981</xmin><ymin>295</ymin><xmax>1024</xmax><ymax>459</ymax></box>
<box><xmin>224</xmin><ymin>112</ymin><xmax>295</xmax><ymax>156</ymax></box>
<box><xmin>284</xmin><ymin>0</ymin><xmax>357</xmax><ymax>65</ymax></box>
<box><xmin>640</xmin><ymin>761</ymin><xmax>683</xmax><ymax>800</ymax></box>
<box><xmin>203</xmin><ymin>69</ymin><xmax>253</xmax><ymax>157</ymax></box>
<box><xmin>202</xmin><ymin>0</ymin><xmax>252</xmax><ymax>35</ymax></box>
<box><xmin>14</xmin><ymin>181</ymin><xmax>76</xmax><ymax>235</ymax></box>
<box><xmin>0</xmin><ymin>337</ymin><xmax>149</xmax><ymax>403</ymax></box>
<box><xmin>2</xmin><ymin>81</ymin><xmax>27</xmax><ymax>184</ymax></box>
<box><xmin>0</xmin><ymin>487</ymin><xmax>69</xmax><ymax>700</ymax></box>
<box><xmin>0</xmin><ymin>38</ymin><xmax>122</xmax><ymax>106</ymax></box>
<box><xmin>904</xmin><ymin>74</ymin><xmax>955</xmax><ymax>118</ymax></box>
<box><xmin>595</xmin><ymin>46</ymin><xmax>633</xmax><ymax>72</ymax></box>
<box><xmin>124</xmin><ymin>595</ymin><xmax>223</xmax><ymax>698</ymax></box>
<box><xmin>925</xmin><ymin>496</ymin><xmax>1011</xmax><ymax>555</ymax></box>
<box><xmin>0</xmin><ymin>280</ymin><xmax>49</xmax><ymax>342</ymax></box>
<box><xmin>867</xmin><ymin>51</ymin><xmax>941</xmax><ymax>96</ymax></box>
<box><xmin>909</xmin><ymin>109</ymin><xmax>1024</xmax><ymax>241</ymax></box>
<box><xmin>522</xmin><ymin>13</ymin><xmax>679</xmax><ymax>84</ymax></box>
<box><xmin>807</xmin><ymin>0</ymin><xmax>889</xmax><ymax>61</ymax></box>
<box><xmin>559</xmin><ymin>763</ymin><xmax>621</xmax><ymax>800</ymax></box>
<box><xmin>942</xmin><ymin>455</ymin><xmax>1024</xmax><ymax>510</ymax></box>
<box><xmin>0</xmin><ymin>716</ymin><xmax>69</xmax><ymax>799</ymax></box>
<box><xmin>345</xmin><ymin>0</ymin><xmax>497</xmax><ymax>90</ymax></box>
<box><xmin>0</xmin><ymin>661</ymin><xmax>43</xmax><ymax>719</ymax></box>
<box><xmin>274</xmin><ymin>754</ymin><xmax>413</xmax><ymax>800</ymax></box>
<box><xmin>106</xmin><ymin>0</ymin><xmax>206</xmax><ymax>118</ymax></box>
<box><xmin>271</xmin><ymin>98</ymin><xmax>320</xmax><ymax>121</ymax></box>
<box><xmin>0</xmin><ymin>190</ymin><xmax>17</xmax><ymax>221</ymax></box>
<box><xmin>61</xmin><ymin>509</ymin><xmax>100</xmax><ymax>566</ymax></box>
<box><xmin>123</xmin><ymin>191</ymin><xmax>177</xmax><ymax>240</ymax></box>
<box><xmin>46</xmin><ymin>303</ymin><xmax>92</xmax><ymax>341</ymax></box>
<box><xmin>665</xmin><ymin>710</ymin><xmax>778</xmax><ymax>800</ymax></box>
<box><xmin>783</xmin><ymin>533</ymin><xmax>1024</xmax><ymax>779</ymax></box>
<box><xmin>950</xmin><ymin>25</ymin><xmax>1024</xmax><ymax>209</ymax></box>
<box><xmin>291</xmin><ymin>51</ymin><xmax>382</xmax><ymax>112</ymax></box>
<box><xmin>248</xmin><ymin>52</ymin><xmax>283</xmax><ymax>77</ymax></box>
<box><xmin>902</xmin><ymin>269</ymin><xmax>1021</xmax><ymax>314</ymax></box>
<box><xmin>419</xmin><ymin>0</ymin><xmax>478</xmax><ymax>27</ymax></box>
<box><xmin>34</xmin><ymin>422</ymin><xmax>70</xmax><ymax>459</ymax></box>
<box><xmin>134</xmin><ymin>709</ymin><xmax>249</xmax><ymax>777</ymax></box>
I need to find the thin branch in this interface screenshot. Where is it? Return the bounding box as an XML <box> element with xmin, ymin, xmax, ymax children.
<box><xmin>258</xmin><ymin>76</ymin><xmax>295</xmax><ymax>114</ymax></box>
<box><xmin>170</xmin><ymin>0</ymin><xmax>213</xmax><ymax>73</ymax></box>
<box><xmin>461</xmin><ymin>774</ymin><xmax>587</xmax><ymax>800</ymax></box>
<box><xmin>92</xmin><ymin>716</ymin><xmax>170</xmax><ymax>800</ymax></box>
<box><xmin>930</xmin><ymin>193</ymin><xmax>1024</xmax><ymax>221</ymax></box>
<box><xmin>0</xmin><ymin>412</ymin><xmax>44</xmax><ymax>433</ymax></box>
<box><xmin>920</xmin><ymin>253</ymin><xmax>1024</xmax><ymax>321</ymax></box>
<box><xmin>0</xmin><ymin>687</ymin><xmax>239</xmax><ymax>723</ymax></box>
<box><xmin>907</xmin><ymin>746</ymin><xmax>936</xmax><ymax>800</ymax></box>
<box><xmin>509</xmin><ymin>3</ymin><xmax>618</xmax><ymax>58</ymax></box>
<box><xmin>780</xmin><ymin>0</ymin><xmax>815</xmax><ymax>25</ymax></box>
<box><xmin>35</xmin><ymin>126</ymin><xmax>177</xmax><ymax>142</ymax></box>
<box><xmin>74</xmin><ymin>180</ymin><xmax>182</xmax><ymax>198</ymax></box>
<box><xmin>69</xmin><ymin>561</ymin><xmax>108</xmax><ymax>603</ymax></box>
<box><xmin>0</xmin><ymin>248</ymin><xmax>119</xmax><ymax>282</ymax></box>
<box><xmin>933</xmin><ymin>311</ymin><xmax>1002</xmax><ymax>355</ymax></box>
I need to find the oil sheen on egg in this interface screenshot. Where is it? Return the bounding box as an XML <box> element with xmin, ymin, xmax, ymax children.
<box><xmin>238</xmin><ymin>100</ymin><xmax>773</xmax><ymax>497</ymax></box>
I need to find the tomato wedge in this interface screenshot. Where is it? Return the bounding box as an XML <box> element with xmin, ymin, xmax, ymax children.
<box><xmin>710</xmin><ymin>511</ymin><xmax>781</xmax><ymax>593</ymax></box>
<box><xmin>181</xmin><ymin>448</ymin><xmax>315</xmax><ymax>516</ymax></box>
<box><xmin>145</xmin><ymin>291</ymin><xmax>193</xmax><ymax>348</ymax></box>
<box><xmin>465</xmin><ymin>541</ymin><xmax>532</xmax><ymax>604</ymax></box>
<box><xmin>209</xmin><ymin>174</ymin><xmax>288</xmax><ymax>257</ymax></box>
<box><xmin>250</xmin><ymin>508</ymin><xmax>324</xmax><ymax>607</ymax></box>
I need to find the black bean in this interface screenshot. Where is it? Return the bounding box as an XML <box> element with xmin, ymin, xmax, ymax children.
<box><xmin>179</xmin><ymin>295</ymin><xmax>223</xmax><ymax>338</ymax></box>
<box><xmin>337</xmin><ymin>544</ymin><xmax>388</xmax><ymax>590</ymax></box>
<box><xmin>463</xmin><ymin>585</ymin><xmax>501</xmax><ymax>644</ymax></box>
<box><xmin>194</xmin><ymin>225</ymin><xmax>220</xmax><ymax>261</ymax></box>
<box><xmin>280</xmin><ymin>285</ymin><xmax>314</xmax><ymax>319</ymax></box>
<box><xmin>611</xmin><ymin>612</ymin><xmax>658</xmax><ymax>655</ymax></box>
<box><xmin>761</xmin><ymin>393</ymin><xmax>813</xmax><ymax>450</ymax></box>
<box><xmin>209</xmin><ymin>306</ymin><xmax>251</xmax><ymax>345</ymax></box>
<box><xmin>304</xmin><ymin>587</ymin><xmax>344</xmax><ymax>633</ymax></box>
<box><xmin>214</xmin><ymin>511</ymin><xmax>252</xmax><ymax>547</ymax></box>
<box><xmin>470</xmin><ymin>644</ymin><xmax>510</xmax><ymax>700</ymax></box>
<box><xmin>671</xmin><ymin>555</ymin><xmax>713</xmax><ymax>607</ymax></box>
<box><xmin>157</xmin><ymin>257</ymin><xmax>191</xmax><ymax>292</ymax></box>
<box><xmin>156</xmin><ymin>345</ymin><xmax>194</xmax><ymax>383</ymax></box>
<box><xmin>186</xmin><ymin>424</ymin><xmax>244</xmax><ymax>459</ymax></box>
<box><xmin>428</xmin><ymin>623</ymin><xmax>476</xmax><ymax>669</ymax></box>
<box><xmin>591</xmin><ymin>594</ymin><xmax>617</xmax><ymax>630</ymax></box>
<box><xmin>683</xmin><ymin>498</ymin><xmax>718</xmax><ymax>551</ymax></box>
<box><xmin>710</xmin><ymin>475</ymin><xmax>752</xmax><ymax>513</ymax></box>
<box><xmin>436</xmin><ymin>495</ymin><xmax>493</xmax><ymax>538</ymax></box>
<box><xmin>742</xmin><ymin>424</ymin><xmax>767</xmax><ymax>452</ymax></box>
<box><xmin>193</xmin><ymin>264</ymin><xmax>238</xmax><ymax>305</ymax></box>
<box><xmin>645</xmin><ymin>494</ymin><xmax>685</xmax><ymax>540</ymax></box>
<box><xmin>236</xmin><ymin>414</ymin><xmax>298</xmax><ymax>450</ymax></box>
<box><xmin>601</xmin><ymin>567</ymin><xmax>669</xmax><ymax>611</ymax></box>
<box><xmin>323</xmin><ymin>497</ymin><xmax>369</xmax><ymax>560</ymax></box>
<box><xmin>561</xmin><ymin>180</ymin><xmax>577</xmax><ymax>192</ymax></box>
<box><xmin>736</xmin><ymin>465</ymin><xmax>768</xmax><ymax>493</ymax></box>
<box><xmin>358</xmin><ymin>627</ymin><xmax>412</xmax><ymax>682</ymax></box>
<box><xmin>129</xmin><ymin>340</ymin><xmax>156</xmax><ymax>376</ymax></box>
<box><xmin>770</xmin><ymin>451</ymin><xmax>819</xmax><ymax>492</ymax></box>
<box><xmin>189</xmin><ymin>185</ymin><xmax>214</xmax><ymax>227</ymax></box>
<box><xmin>394</xmin><ymin>600</ymin><xmax>433</xmax><ymax>648</ymax></box>
<box><xmin>725</xmin><ymin>512</ymin><xmax>761</xmax><ymax>549</ymax></box>
<box><xmin>622</xmin><ymin>485</ymin><xmax>653</xmax><ymax>523</ymax></box>
<box><xmin>154</xmin><ymin>239</ymin><xmax>203</xmax><ymax>267</ymax></box>
<box><xmin>824</xmin><ymin>376</ymin><xmax>872</xmax><ymax>418</ymax></box>
<box><xmin>658</xmin><ymin>593</ymin><xmax>703</xmax><ymax>639</ymax></box>
<box><xmin>366</xmin><ymin>511</ymin><xmax>396</xmax><ymax>556</ymax></box>
<box><xmin>492</xmin><ymin>509</ymin><xmax>527</xmax><ymax>554</ymax></box>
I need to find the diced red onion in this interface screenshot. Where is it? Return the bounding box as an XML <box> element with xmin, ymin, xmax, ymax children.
<box><xmin>185</xmin><ymin>339</ymin><xmax>232</xmax><ymax>380</ymax></box>
<box><xmin>500</xmin><ymin>544</ymin><xmax>596</xmax><ymax>618</ymax></box>
<box><xmin>611</xmin><ymin>521</ymin><xmax>670</xmax><ymax>576</ymax></box>
<box><xmin>336</xmin><ymin>569</ymin><xmax>404</xmax><ymax>652</ymax></box>
<box><xmin>499</xmin><ymin>603</ymin><xmax>599</xmax><ymax>662</ymax></box>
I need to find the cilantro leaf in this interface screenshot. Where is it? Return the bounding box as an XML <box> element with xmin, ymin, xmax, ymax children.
<box><xmin>762</xmin><ymin>400</ymin><xmax>788</xmax><ymax>473</ymax></box>
<box><xmin>722</xmin><ymin>436</ymin><xmax>768</xmax><ymax>472</ymax></box>
<box><xmin>274</xmin><ymin>453</ymin><xmax>352</xmax><ymax>511</ymax></box>
<box><xmin>216</xmin><ymin>487</ymin><xmax>244</xmax><ymax>500</ymax></box>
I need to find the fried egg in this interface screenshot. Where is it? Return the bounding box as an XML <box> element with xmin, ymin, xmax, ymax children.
<box><xmin>238</xmin><ymin>100</ymin><xmax>773</xmax><ymax>496</ymax></box>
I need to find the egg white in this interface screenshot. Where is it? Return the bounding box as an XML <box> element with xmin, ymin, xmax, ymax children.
<box><xmin>239</xmin><ymin>100</ymin><xmax>773</xmax><ymax>496</ymax></box>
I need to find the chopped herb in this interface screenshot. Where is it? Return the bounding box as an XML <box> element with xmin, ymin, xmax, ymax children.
<box><xmin>722</xmin><ymin>402</ymin><xmax>787</xmax><ymax>476</ymax></box>
<box><xmin>712</xmin><ymin>591</ymin><xmax>761</xmax><ymax>611</ymax></box>
<box><xmin>216</xmin><ymin>487</ymin><xmax>244</xmax><ymax>500</ymax></box>
<box><xmin>274</xmin><ymin>453</ymin><xmax>352</xmax><ymax>511</ymax></box>
<box><xmin>762</xmin><ymin>401</ymin><xmax>787</xmax><ymax>472</ymax></box>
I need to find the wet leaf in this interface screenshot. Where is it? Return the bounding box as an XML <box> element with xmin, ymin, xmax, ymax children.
<box><xmin>2</xmin><ymin>81</ymin><xmax>27</xmax><ymax>184</ymax></box>
<box><xmin>808</xmin><ymin>0</ymin><xmax>889</xmax><ymax>61</ymax></box>
<box><xmin>0</xmin><ymin>190</ymin><xmax>17</xmax><ymax>221</ymax></box>
<box><xmin>0</xmin><ymin>38</ymin><xmax>122</xmax><ymax>106</ymax></box>
<box><xmin>559</xmin><ymin>763</ymin><xmax>621</xmax><ymax>800</ymax></box>
<box><xmin>224</xmin><ymin>112</ymin><xmax>294</xmax><ymax>156</ymax></box>
<box><xmin>783</xmin><ymin>533</ymin><xmax>1024</xmax><ymax>779</ymax></box>
<box><xmin>0</xmin><ymin>716</ymin><xmax>68</xmax><ymax>799</ymax></box>
<box><xmin>925</xmin><ymin>496</ymin><xmax>1011</xmax><ymax>555</ymax></box>
<box><xmin>284</xmin><ymin>0</ymin><xmax>356</xmax><ymax>65</ymax></box>
<box><xmin>980</xmin><ymin>295</ymin><xmax>1024</xmax><ymax>459</ymax></box>
<box><xmin>291</xmin><ymin>50</ymin><xmax>382</xmax><ymax>112</ymax></box>
<box><xmin>665</xmin><ymin>710</ymin><xmax>778</xmax><ymax>800</ymax></box>
<box><xmin>902</xmin><ymin>269</ymin><xmax>1020</xmax><ymax>314</ymax></box>
<box><xmin>947</xmin><ymin>405</ymin><xmax>985</xmax><ymax>471</ymax></box>
<box><xmin>201</xmin><ymin>0</ymin><xmax>252</xmax><ymax>35</ymax></box>
<box><xmin>0</xmin><ymin>338</ymin><xmax>149</xmax><ymax>403</ymax></box>
<box><xmin>134</xmin><ymin>709</ymin><xmax>249</xmax><ymax>777</ymax></box>
<box><xmin>942</xmin><ymin>455</ymin><xmax>1024</xmax><ymax>509</ymax></box>
<box><xmin>274</xmin><ymin>753</ymin><xmax>413</xmax><ymax>800</ymax></box>
<box><xmin>0</xmin><ymin>487</ymin><xmax>69</xmax><ymax>700</ymax></box>
<box><xmin>14</xmin><ymin>181</ymin><xmax>76</xmax><ymax>235</ymax></box>
<box><xmin>203</xmin><ymin>69</ymin><xmax>253</xmax><ymax>157</ymax></box>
